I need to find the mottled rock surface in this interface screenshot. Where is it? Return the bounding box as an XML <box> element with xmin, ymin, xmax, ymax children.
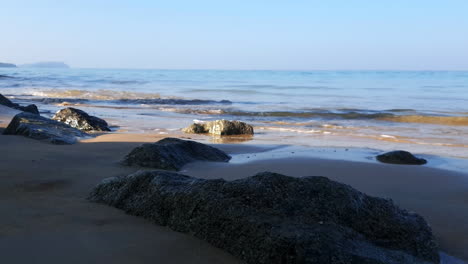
<box><xmin>183</xmin><ymin>120</ymin><xmax>254</xmax><ymax>135</ymax></box>
<box><xmin>0</xmin><ymin>94</ymin><xmax>39</xmax><ymax>114</ymax></box>
<box><xmin>52</xmin><ymin>107</ymin><xmax>110</xmax><ymax>131</ymax></box>
<box><xmin>122</xmin><ymin>137</ymin><xmax>231</xmax><ymax>170</ymax></box>
<box><xmin>377</xmin><ymin>150</ymin><xmax>427</xmax><ymax>165</ymax></box>
<box><xmin>3</xmin><ymin>112</ymin><xmax>89</xmax><ymax>144</ymax></box>
<box><xmin>89</xmin><ymin>171</ymin><xmax>439</xmax><ymax>264</ymax></box>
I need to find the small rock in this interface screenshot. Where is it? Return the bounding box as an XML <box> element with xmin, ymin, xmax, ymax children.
<box><xmin>0</xmin><ymin>94</ymin><xmax>39</xmax><ymax>114</ymax></box>
<box><xmin>3</xmin><ymin>112</ymin><xmax>89</xmax><ymax>144</ymax></box>
<box><xmin>89</xmin><ymin>171</ymin><xmax>439</xmax><ymax>264</ymax></box>
<box><xmin>376</xmin><ymin>150</ymin><xmax>427</xmax><ymax>165</ymax></box>
<box><xmin>121</xmin><ymin>137</ymin><xmax>231</xmax><ymax>170</ymax></box>
<box><xmin>183</xmin><ymin>120</ymin><xmax>254</xmax><ymax>135</ymax></box>
<box><xmin>20</xmin><ymin>104</ymin><xmax>39</xmax><ymax>115</ymax></box>
<box><xmin>52</xmin><ymin>107</ymin><xmax>110</xmax><ymax>131</ymax></box>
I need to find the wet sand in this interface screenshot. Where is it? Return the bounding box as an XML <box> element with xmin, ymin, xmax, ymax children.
<box><xmin>1</xmin><ymin>106</ymin><xmax>468</xmax><ymax>263</ymax></box>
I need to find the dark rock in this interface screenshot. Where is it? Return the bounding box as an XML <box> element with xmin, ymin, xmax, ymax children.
<box><xmin>19</xmin><ymin>104</ymin><xmax>39</xmax><ymax>115</ymax></box>
<box><xmin>377</xmin><ymin>150</ymin><xmax>427</xmax><ymax>165</ymax></box>
<box><xmin>0</xmin><ymin>94</ymin><xmax>16</xmax><ymax>108</ymax></box>
<box><xmin>0</xmin><ymin>94</ymin><xmax>39</xmax><ymax>114</ymax></box>
<box><xmin>122</xmin><ymin>137</ymin><xmax>231</xmax><ymax>170</ymax></box>
<box><xmin>52</xmin><ymin>107</ymin><xmax>110</xmax><ymax>131</ymax></box>
<box><xmin>89</xmin><ymin>171</ymin><xmax>439</xmax><ymax>264</ymax></box>
<box><xmin>183</xmin><ymin>120</ymin><xmax>254</xmax><ymax>135</ymax></box>
<box><xmin>3</xmin><ymin>112</ymin><xmax>89</xmax><ymax>144</ymax></box>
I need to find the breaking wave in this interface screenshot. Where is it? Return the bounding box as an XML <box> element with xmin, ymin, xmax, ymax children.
<box><xmin>31</xmin><ymin>89</ymin><xmax>162</xmax><ymax>100</ymax></box>
<box><xmin>219</xmin><ymin>110</ymin><xmax>468</xmax><ymax>126</ymax></box>
<box><xmin>28</xmin><ymin>89</ymin><xmax>231</xmax><ymax>105</ymax></box>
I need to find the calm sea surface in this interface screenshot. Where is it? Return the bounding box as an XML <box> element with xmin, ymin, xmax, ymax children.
<box><xmin>1</xmin><ymin>68</ymin><xmax>468</xmax><ymax>160</ymax></box>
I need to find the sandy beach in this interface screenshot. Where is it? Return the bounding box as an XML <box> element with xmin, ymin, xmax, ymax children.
<box><xmin>1</xmin><ymin>106</ymin><xmax>468</xmax><ymax>263</ymax></box>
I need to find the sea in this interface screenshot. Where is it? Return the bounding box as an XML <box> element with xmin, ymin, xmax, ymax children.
<box><xmin>1</xmin><ymin>68</ymin><xmax>467</xmax><ymax>164</ymax></box>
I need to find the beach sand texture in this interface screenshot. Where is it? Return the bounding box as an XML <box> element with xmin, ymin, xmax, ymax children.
<box><xmin>1</xmin><ymin>106</ymin><xmax>467</xmax><ymax>263</ymax></box>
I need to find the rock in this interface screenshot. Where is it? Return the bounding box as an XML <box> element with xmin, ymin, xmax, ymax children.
<box><xmin>20</xmin><ymin>104</ymin><xmax>40</xmax><ymax>115</ymax></box>
<box><xmin>89</xmin><ymin>171</ymin><xmax>439</xmax><ymax>264</ymax></box>
<box><xmin>183</xmin><ymin>120</ymin><xmax>254</xmax><ymax>135</ymax></box>
<box><xmin>0</xmin><ymin>94</ymin><xmax>16</xmax><ymax>108</ymax></box>
<box><xmin>183</xmin><ymin>123</ymin><xmax>206</xmax><ymax>133</ymax></box>
<box><xmin>52</xmin><ymin>107</ymin><xmax>110</xmax><ymax>131</ymax></box>
<box><xmin>122</xmin><ymin>137</ymin><xmax>231</xmax><ymax>170</ymax></box>
<box><xmin>0</xmin><ymin>94</ymin><xmax>39</xmax><ymax>114</ymax></box>
<box><xmin>3</xmin><ymin>112</ymin><xmax>89</xmax><ymax>144</ymax></box>
<box><xmin>377</xmin><ymin>150</ymin><xmax>427</xmax><ymax>165</ymax></box>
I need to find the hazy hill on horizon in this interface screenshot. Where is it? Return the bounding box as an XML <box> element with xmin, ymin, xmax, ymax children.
<box><xmin>0</xmin><ymin>62</ymin><xmax>17</xmax><ymax>68</ymax></box>
<box><xmin>20</xmin><ymin>61</ymin><xmax>70</xmax><ymax>69</ymax></box>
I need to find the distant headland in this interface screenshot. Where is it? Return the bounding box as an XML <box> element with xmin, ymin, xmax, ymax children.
<box><xmin>0</xmin><ymin>62</ymin><xmax>17</xmax><ymax>68</ymax></box>
<box><xmin>20</xmin><ymin>61</ymin><xmax>70</xmax><ymax>68</ymax></box>
<box><xmin>0</xmin><ymin>61</ymin><xmax>70</xmax><ymax>68</ymax></box>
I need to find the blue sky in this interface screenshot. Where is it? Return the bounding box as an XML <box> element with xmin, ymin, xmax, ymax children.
<box><xmin>1</xmin><ymin>0</ymin><xmax>467</xmax><ymax>70</ymax></box>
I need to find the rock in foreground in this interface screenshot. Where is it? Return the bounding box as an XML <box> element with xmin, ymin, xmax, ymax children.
<box><xmin>52</xmin><ymin>107</ymin><xmax>110</xmax><ymax>131</ymax></box>
<box><xmin>377</xmin><ymin>150</ymin><xmax>427</xmax><ymax>165</ymax></box>
<box><xmin>89</xmin><ymin>171</ymin><xmax>439</xmax><ymax>264</ymax></box>
<box><xmin>122</xmin><ymin>137</ymin><xmax>231</xmax><ymax>170</ymax></box>
<box><xmin>183</xmin><ymin>120</ymin><xmax>254</xmax><ymax>135</ymax></box>
<box><xmin>3</xmin><ymin>112</ymin><xmax>89</xmax><ymax>144</ymax></box>
<box><xmin>0</xmin><ymin>94</ymin><xmax>39</xmax><ymax>114</ymax></box>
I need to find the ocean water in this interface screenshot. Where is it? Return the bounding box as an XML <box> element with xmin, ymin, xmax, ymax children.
<box><xmin>1</xmin><ymin>68</ymin><xmax>468</xmax><ymax>159</ymax></box>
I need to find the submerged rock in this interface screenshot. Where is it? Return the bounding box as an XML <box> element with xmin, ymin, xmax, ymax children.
<box><xmin>122</xmin><ymin>137</ymin><xmax>231</xmax><ymax>170</ymax></box>
<box><xmin>89</xmin><ymin>171</ymin><xmax>439</xmax><ymax>264</ymax></box>
<box><xmin>3</xmin><ymin>112</ymin><xmax>89</xmax><ymax>144</ymax></box>
<box><xmin>183</xmin><ymin>120</ymin><xmax>254</xmax><ymax>135</ymax></box>
<box><xmin>0</xmin><ymin>94</ymin><xmax>39</xmax><ymax>114</ymax></box>
<box><xmin>52</xmin><ymin>107</ymin><xmax>110</xmax><ymax>131</ymax></box>
<box><xmin>377</xmin><ymin>150</ymin><xmax>427</xmax><ymax>165</ymax></box>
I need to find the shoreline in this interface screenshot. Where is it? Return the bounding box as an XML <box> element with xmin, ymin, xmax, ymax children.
<box><xmin>1</xmin><ymin>106</ymin><xmax>468</xmax><ymax>262</ymax></box>
<box><xmin>3</xmin><ymin>88</ymin><xmax>468</xmax><ymax>160</ymax></box>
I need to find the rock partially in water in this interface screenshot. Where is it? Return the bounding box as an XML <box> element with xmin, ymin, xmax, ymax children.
<box><xmin>20</xmin><ymin>104</ymin><xmax>39</xmax><ymax>115</ymax></box>
<box><xmin>3</xmin><ymin>112</ymin><xmax>89</xmax><ymax>144</ymax></box>
<box><xmin>122</xmin><ymin>137</ymin><xmax>231</xmax><ymax>171</ymax></box>
<box><xmin>377</xmin><ymin>150</ymin><xmax>427</xmax><ymax>165</ymax></box>
<box><xmin>183</xmin><ymin>120</ymin><xmax>254</xmax><ymax>135</ymax></box>
<box><xmin>52</xmin><ymin>107</ymin><xmax>110</xmax><ymax>131</ymax></box>
<box><xmin>89</xmin><ymin>171</ymin><xmax>439</xmax><ymax>264</ymax></box>
<box><xmin>0</xmin><ymin>94</ymin><xmax>16</xmax><ymax>108</ymax></box>
<box><xmin>0</xmin><ymin>94</ymin><xmax>39</xmax><ymax>114</ymax></box>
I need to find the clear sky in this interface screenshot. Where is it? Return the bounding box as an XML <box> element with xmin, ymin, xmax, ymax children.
<box><xmin>1</xmin><ymin>0</ymin><xmax>467</xmax><ymax>70</ymax></box>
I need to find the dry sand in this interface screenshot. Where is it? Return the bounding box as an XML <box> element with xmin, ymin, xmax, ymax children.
<box><xmin>1</xmin><ymin>106</ymin><xmax>467</xmax><ymax>263</ymax></box>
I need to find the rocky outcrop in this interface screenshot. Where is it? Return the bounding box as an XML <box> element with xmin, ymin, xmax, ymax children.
<box><xmin>377</xmin><ymin>150</ymin><xmax>427</xmax><ymax>165</ymax></box>
<box><xmin>0</xmin><ymin>94</ymin><xmax>39</xmax><ymax>114</ymax></box>
<box><xmin>89</xmin><ymin>171</ymin><xmax>439</xmax><ymax>264</ymax></box>
<box><xmin>3</xmin><ymin>112</ymin><xmax>89</xmax><ymax>144</ymax></box>
<box><xmin>183</xmin><ymin>120</ymin><xmax>254</xmax><ymax>135</ymax></box>
<box><xmin>122</xmin><ymin>137</ymin><xmax>231</xmax><ymax>170</ymax></box>
<box><xmin>52</xmin><ymin>107</ymin><xmax>110</xmax><ymax>131</ymax></box>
